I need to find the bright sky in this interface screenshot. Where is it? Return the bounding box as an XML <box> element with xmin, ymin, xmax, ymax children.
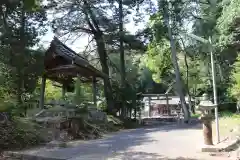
<box><xmin>39</xmin><ymin>21</ymin><xmax>146</xmax><ymax>52</ymax></box>
<box><xmin>38</xmin><ymin>0</ymin><xmax>159</xmax><ymax>53</ymax></box>
<box><xmin>39</xmin><ymin>12</ymin><xmax>150</xmax><ymax>53</ymax></box>
<box><xmin>37</xmin><ymin>0</ymin><xmax>197</xmax><ymax>54</ymax></box>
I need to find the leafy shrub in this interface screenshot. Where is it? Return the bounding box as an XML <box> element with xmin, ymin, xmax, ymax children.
<box><xmin>122</xmin><ymin>118</ymin><xmax>140</xmax><ymax>129</ymax></box>
<box><xmin>0</xmin><ymin>117</ymin><xmax>45</xmax><ymax>152</ymax></box>
<box><xmin>218</xmin><ymin>103</ymin><xmax>237</xmax><ymax>113</ymax></box>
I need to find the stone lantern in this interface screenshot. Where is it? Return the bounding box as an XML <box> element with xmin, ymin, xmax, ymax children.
<box><xmin>197</xmin><ymin>93</ymin><xmax>217</xmax><ymax>145</ymax></box>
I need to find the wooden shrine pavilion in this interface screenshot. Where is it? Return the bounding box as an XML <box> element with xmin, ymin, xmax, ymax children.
<box><xmin>39</xmin><ymin>37</ymin><xmax>107</xmax><ymax>108</ymax></box>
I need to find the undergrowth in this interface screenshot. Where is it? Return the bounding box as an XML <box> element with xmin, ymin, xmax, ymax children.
<box><xmin>0</xmin><ymin>117</ymin><xmax>45</xmax><ymax>153</ymax></box>
<box><xmin>212</xmin><ymin>112</ymin><xmax>240</xmax><ymax>138</ymax></box>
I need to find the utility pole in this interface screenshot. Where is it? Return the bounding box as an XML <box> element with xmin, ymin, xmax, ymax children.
<box><xmin>209</xmin><ymin>37</ymin><xmax>220</xmax><ymax>143</ymax></box>
<box><xmin>180</xmin><ymin>32</ymin><xmax>221</xmax><ymax>142</ymax></box>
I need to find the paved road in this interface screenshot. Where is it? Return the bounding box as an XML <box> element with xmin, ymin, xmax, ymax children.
<box><xmin>14</xmin><ymin>124</ymin><xmax>236</xmax><ymax>160</ymax></box>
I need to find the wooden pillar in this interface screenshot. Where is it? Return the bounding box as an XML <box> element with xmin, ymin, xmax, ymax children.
<box><xmin>92</xmin><ymin>77</ymin><xmax>97</xmax><ymax>105</ymax></box>
<box><xmin>39</xmin><ymin>75</ymin><xmax>46</xmax><ymax>109</ymax></box>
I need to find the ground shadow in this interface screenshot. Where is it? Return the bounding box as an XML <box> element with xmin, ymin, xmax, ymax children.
<box><xmin>10</xmin><ymin>121</ymin><xmax>206</xmax><ymax>160</ymax></box>
<box><xmin>109</xmin><ymin>151</ymin><xmax>199</xmax><ymax>160</ymax></box>
<box><xmin>20</xmin><ymin>122</ymin><xmax>203</xmax><ymax>159</ymax></box>
<box><xmin>140</xmin><ymin>119</ymin><xmax>202</xmax><ymax>133</ymax></box>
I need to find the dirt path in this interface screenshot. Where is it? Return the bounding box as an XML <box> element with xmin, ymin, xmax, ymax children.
<box><xmin>6</xmin><ymin>124</ymin><xmax>238</xmax><ymax>160</ymax></box>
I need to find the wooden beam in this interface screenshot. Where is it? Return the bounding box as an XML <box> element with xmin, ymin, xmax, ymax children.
<box><xmin>142</xmin><ymin>94</ymin><xmax>174</xmax><ymax>97</ymax></box>
<box><xmin>46</xmin><ymin>64</ymin><xmax>102</xmax><ymax>80</ymax></box>
<box><xmin>47</xmin><ymin>64</ymin><xmax>76</xmax><ymax>71</ymax></box>
<box><xmin>39</xmin><ymin>75</ymin><xmax>46</xmax><ymax>109</ymax></box>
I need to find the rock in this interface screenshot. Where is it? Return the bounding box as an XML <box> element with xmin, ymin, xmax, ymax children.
<box><xmin>233</xmin><ymin>125</ymin><xmax>240</xmax><ymax>133</ymax></box>
<box><xmin>59</xmin><ymin>131</ymin><xmax>69</xmax><ymax>141</ymax></box>
<box><xmin>88</xmin><ymin>109</ymin><xmax>107</xmax><ymax>122</ymax></box>
<box><xmin>46</xmin><ymin>140</ymin><xmax>67</xmax><ymax>148</ymax></box>
<box><xmin>0</xmin><ymin>112</ymin><xmax>9</xmax><ymax>124</ymax></box>
<box><xmin>229</xmin><ymin>125</ymin><xmax>240</xmax><ymax>140</ymax></box>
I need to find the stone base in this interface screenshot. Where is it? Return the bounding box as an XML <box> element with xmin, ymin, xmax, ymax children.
<box><xmin>200</xmin><ymin>138</ymin><xmax>240</xmax><ymax>152</ymax></box>
<box><xmin>201</xmin><ymin>144</ymin><xmax>221</xmax><ymax>152</ymax></box>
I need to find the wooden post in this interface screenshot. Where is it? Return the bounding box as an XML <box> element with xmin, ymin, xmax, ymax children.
<box><xmin>39</xmin><ymin>75</ymin><xmax>46</xmax><ymax>109</ymax></box>
<box><xmin>148</xmin><ymin>96</ymin><xmax>151</xmax><ymax>117</ymax></box>
<box><xmin>166</xmin><ymin>94</ymin><xmax>170</xmax><ymax>115</ymax></box>
<box><xmin>92</xmin><ymin>77</ymin><xmax>97</xmax><ymax>105</ymax></box>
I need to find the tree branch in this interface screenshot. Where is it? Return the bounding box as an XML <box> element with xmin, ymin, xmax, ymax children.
<box><xmin>82</xmin><ymin>0</ymin><xmax>101</xmax><ymax>32</ymax></box>
<box><xmin>108</xmin><ymin>57</ymin><xmax>121</xmax><ymax>74</ymax></box>
<box><xmin>190</xmin><ymin>0</ymin><xmax>210</xmax><ymax>5</ymax></box>
<box><xmin>191</xmin><ymin>13</ymin><xmax>202</xmax><ymax>20</ymax></box>
<box><xmin>83</xmin><ymin>35</ymin><xmax>94</xmax><ymax>55</ymax></box>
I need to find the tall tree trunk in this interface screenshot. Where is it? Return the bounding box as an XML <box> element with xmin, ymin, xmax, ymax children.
<box><xmin>95</xmin><ymin>33</ymin><xmax>114</xmax><ymax>114</ymax></box>
<box><xmin>17</xmin><ymin>2</ymin><xmax>26</xmax><ymax>106</ymax></box>
<box><xmin>163</xmin><ymin>4</ymin><xmax>190</xmax><ymax>123</ymax></box>
<box><xmin>180</xmin><ymin>38</ymin><xmax>194</xmax><ymax>114</ymax></box>
<box><xmin>119</xmin><ymin>0</ymin><xmax>126</xmax><ymax>118</ymax></box>
<box><xmin>119</xmin><ymin>0</ymin><xmax>125</xmax><ymax>84</ymax></box>
<box><xmin>82</xmin><ymin>1</ymin><xmax>115</xmax><ymax>114</ymax></box>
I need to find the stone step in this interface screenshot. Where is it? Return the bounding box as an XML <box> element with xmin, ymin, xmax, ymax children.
<box><xmin>201</xmin><ymin>138</ymin><xmax>240</xmax><ymax>152</ymax></box>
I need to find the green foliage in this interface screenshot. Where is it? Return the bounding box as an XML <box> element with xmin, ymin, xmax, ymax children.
<box><xmin>23</xmin><ymin>0</ymin><xmax>39</xmax><ymax>10</ymax></box>
<box><xmin>140</xmin><ymin>10</ymin><xmax>173</xmax><ymax>84</ymax></box>
<box><xmin>220</xmin><ymin>112</ymin><xmax>240</xmax><ymax>119</ymax></box>
<box><xmin>144</xmin><ymin>39</ymin><xmax>172</xmax><ymax>83</ymax></box>
<box><xmin>190</xmin><ymin>0</ymin><xmax>240</xmax><ymax>102</ymax></box>
<box><xmin>43</xmin><ymin>80</ymin><xmax>62</xmax><ymax>101</ymax></box>
<box><xmin>71</xmin><ymin>79</ymin><xmax>93</xmax><ymax>105</ymax></box>
<box><xmin>73</xmin><ymin>79</ymin><xmax>84</xmax><ymax>104</ymax></box>
<box><xmin>192</xmin><ymin>0</ymin><xmax>221</xmax><ymax>39</ymax></box>
<box><xmin>228</xmin><ymin>54</ymin><xmax>240</xmax><ymax>99</ymax></box>
<box><xmin>182</xmin><ymin>56</ymin><xmax>211</xmax><ymax>96</ymax></box>
<box><xmin>0</xmin><ymin>0</ymin><xmax>47</xmax><ymax>111</ymax></box>
<box><xmin>1</xmin><ymin>0</ymin><xmax>240</xmax><ymax>150</ymax></box>
<box><xmin>148</xmin><ymin>13</ymin><xmax>167</xmax><ymax>41</ymax></box>
<box><xmin>217</xmin><ymin>0</ymin><xmax>240</xmax><ymax>47</ymax></box>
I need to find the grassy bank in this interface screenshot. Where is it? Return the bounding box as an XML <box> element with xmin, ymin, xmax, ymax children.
<box><xmin>212</xmin><ymin>112</ymin><xmax>240</xmax><ymax>140</ymax></box>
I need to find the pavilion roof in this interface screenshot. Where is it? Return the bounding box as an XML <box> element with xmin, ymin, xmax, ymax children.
<box><xmin>44</xmin><ymin>37</ymin><xmax>107</xmax><ymax>85</ymax></box>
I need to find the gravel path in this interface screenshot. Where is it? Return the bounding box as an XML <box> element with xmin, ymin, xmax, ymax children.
<box><xmin>9</xmin><ymin>123</ymin><xmax>237</xmax><ymax>160</ymax></box>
